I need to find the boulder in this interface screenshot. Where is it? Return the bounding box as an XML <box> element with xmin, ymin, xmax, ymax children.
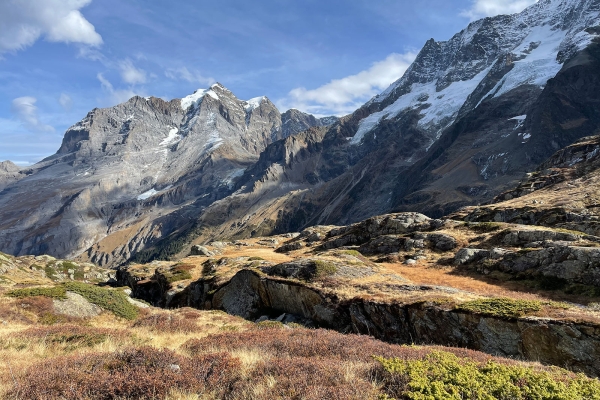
<box><xmin>454</xmin><ymin>248</ymin><xmax>490</xmax><ymax>265</ymax></box>
<box><xmin>190</xmin><ymin>245</ymin><xmax>213</xmax><ymax>256</ymax></box>
<box><xmin>427</xmin><ymin>233</ymin><xmax>458</xmax><ymax>251</ymax></box>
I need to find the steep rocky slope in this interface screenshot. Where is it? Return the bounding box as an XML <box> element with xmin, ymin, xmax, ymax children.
<box><xmin>0</xmin><ymin>85</ymin><xmax>333</xmax><ymax>267</ymax></box>
<box><xmin>454</xmin><ymin>134</ymin><xmax>600</xmax><ymax>234</ymax></box>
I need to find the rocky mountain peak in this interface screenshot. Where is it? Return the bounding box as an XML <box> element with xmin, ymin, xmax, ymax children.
<box><xmin>0</xmin><ymin>160</ymin><xmax>20</xmax><ymax>174</ymax></box>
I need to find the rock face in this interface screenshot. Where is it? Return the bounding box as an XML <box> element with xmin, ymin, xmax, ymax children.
<box><xmin>118</xmin><ymin>265</ymin><xmax>600</xmax><ymax>376</ymax></box>
<box><xmin>0</xmin><ymin>84</ymin><xmax>333</xmax><ymax>267</ymax></box>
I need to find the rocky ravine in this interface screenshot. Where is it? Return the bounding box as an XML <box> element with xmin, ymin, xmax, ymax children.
<box><xmin>117</xmin><ymin>212</ymin><xmax>600</xmax><ymax>376</ymax></box>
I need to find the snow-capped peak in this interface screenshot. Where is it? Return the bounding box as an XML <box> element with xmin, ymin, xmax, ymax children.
<box><xmin>350</xmin><ymin>0</ymin><xmax>600</xmax><ymax>145</ymax></box>
<box><xmin>243</xmin><ymin>96</ymin><xmax>267</xmax><ymax>112</ymax></box>
<box><xmin>181</xmin><ymin>88</ymin><xmax>220</xmax><ymax>110</ymax></box>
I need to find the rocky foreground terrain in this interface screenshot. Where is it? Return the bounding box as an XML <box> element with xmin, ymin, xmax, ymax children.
<box><xmin>4</xmin><ymin>0</ymin><xmax>600</xmax><ymax>398</ymax></box>
<box><xmin>3</xmin><ymin>206</ymin><xmax>600</xmax><ymax>398</ymax></box>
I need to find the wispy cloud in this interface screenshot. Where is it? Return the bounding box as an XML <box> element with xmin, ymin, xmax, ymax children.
<box><xmin>10</xmin><ymin>96</ymin><xmax>54</xmax><ymax>133</ymax></box>
<box><xmin>119</xmin><ymin>59</ymin><xmax>147</xmax><ymax>85</ymax></box>
<box><xmin>0</xmin><ymin>0</ymin><xmax>102</xmax><ymax>55</ymax></box>
<box><xmin>461</xmin><ymin>0</ymin><xmax>538</xmax><ymax>20</ymax></box>
<box><xmin>58</xmin><ymin>93</ymin><xmax>73</xmax><ymax>111</ymax></box>
<box><xmin>278</xmin><ymin>52</ymin><xmax>417</xmax><ymax>116</ymax></box>
<box><xmin>97</xmin><ymin>73</ymin><xmax>142</xmax><ymax>105</ymax></box>
<box><xmin>165</xmin><ymin>67</ymin><xmax>215</xmax><ymax>87</ymax></box>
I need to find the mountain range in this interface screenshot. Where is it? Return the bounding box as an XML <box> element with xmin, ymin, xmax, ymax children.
<box><xmin>1</xmin><ymin>0</ymin><xmax>600</xmax><ymax>268</ymax></box>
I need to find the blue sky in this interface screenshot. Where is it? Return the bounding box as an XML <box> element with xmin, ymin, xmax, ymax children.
<box><xmin>0</xmin><ymin>0</ymin><xmax>537</xmax><ymax>165</ymax></box>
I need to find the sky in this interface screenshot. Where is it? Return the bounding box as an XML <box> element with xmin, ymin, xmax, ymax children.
<box><xmin>0</xmin><ymin>0</ymin><xmax>538</xmax><ymax>166</ymax></box>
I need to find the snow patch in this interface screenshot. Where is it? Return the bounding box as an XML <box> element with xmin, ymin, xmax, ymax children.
<box><xmin>488</xmin><ymin>25</ymin><xmax>565</xmax><ymax>100</ymax></box>
<box><xmin>243</xmin><ymin>96</ymin><xmax>266</xmax><ymax>112</ymax></box>
<box><xmin>137</xmin><ymin>189</ymin><xmax>158</xmax><ymax>201</ymax></box>
<box><xmin>351</xmin><ymin>66</ymin><xmax>492</xmax><ymax>145</ymax></box>
<box><xmin>181</xmin><ymin>88</ymin><xmax>219</xmax><ymax>110</ymax></box>
<box><xmin>509</xmin><ymin>115</ymin><xmax>527</xmax><ymax>130</ymax></box>
<box><xmin>159</xmin><ymin>128</ymin><xmax>182</xmax><ymax>146</ymax></box>
<box><xmin>223</xmin><ymin>168</ymin><xmax>246</xmax><ymax>189</ymax></box>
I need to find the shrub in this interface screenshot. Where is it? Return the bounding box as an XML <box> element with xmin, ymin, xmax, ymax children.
<box><xmin>374</xmin><ymin>350</ymin><xmax>600</xmax><ymax>400</ymax></box>
<box><xmin>22</xmin><ymin>325</ymin><xmax>124</xmax><ymax>350</ymax></box>
<box><xmin>62</xmin><ymin>282</ymin><xmax>139</xmax><ymax>320</ymax></box>
<box><xmin>7</xmin><ymin>347</ymin><xmax>241</xmax><ymax>400</ymax></box>
<box><xmin>44</xmin><ymin>266</ymin><xmax>57</xmax><ymax>280</ymax></box>
<box><xmin>165</xmin><ymin>263</ymin><xmax>194</xmax><ymax>283</ymax></box>
<box><xmin>256</xmin><ymin>320</ymin><xmax>284</xmax><ymax>330</ymax></box>
<box><xmin>132</xmin><ymin>312</ymin><xmax>198</xmax><ymax>333</ymax></box>
<box><xmin>456</xmin><ymin>298</ymin><xmax>542</xmax><ymax>318</ymax></box>
<box><xmin>314</xmin><ymin>260</ymin><xmax>337</xmax><ymax>278</ymax></box>
<box><xmin>468</xmin><ymin>222</ymin><xmax>502</xmax><ymax>233</ymax></box>
<box><xmin>7</xmin><ymin>286</ymin><xmax>67</xmax><ymax>299</ymax></box>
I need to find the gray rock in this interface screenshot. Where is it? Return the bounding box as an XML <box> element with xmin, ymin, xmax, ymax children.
<box><xmin>404</xmin><ymin>259</ymin><xmax>417</xmax><ymax>265</ymax></box>
<box><xmin>53</xmin><ymin>292</ymin><xmax>102</xmax><ymax>318</ymax></box>
<box><xmin>190</xmin><ymin>245</ymin><xmax>213</xmax><ymax>256</ymax></box>
<box><xmin>427</xmin><ymin>233</ymin><xmax>458</xmax><ymax>251</ymax></box>
<box><xmin>276</xmin><ymin>242</ymin><xmax>304</xmax><ymax>253</ymax></box>
<box><xmin>255</xmin><ymin>315</ymin><xmax>269</xmax><ymax>323</ymax></box>
<box><xmin>275</xmin><ymin>313</ymin><xmax>286</xmax><ymax>322</ymax></box>
<box><xmin>454</xmin><ymin>248</ymin><xmax>490</xmax><ymax>265</ymax></box>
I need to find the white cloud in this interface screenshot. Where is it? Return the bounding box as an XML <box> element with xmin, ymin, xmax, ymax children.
<box><xmin>165</xmin><ymin>67</ymin><xmax>215</xmax><ymax>86</ymax></box>
<box><xmin>119</xmin><ymin>59</ymin><xmax>147</xmax><ymax>85</ymax></box>
<box><xmin>97</xmin><ymin>73</ymin><xmax>142</xmax><ymax>105</ymax></box>
<box><xmin>0</xmin><ymin>0</ymin><xmax>102</xmax><ymax>55</ymax></box>
<box><xmin>11</xmin><ymin>96</ymin><xmax>54</xmax><ymax>133</ymax></box>
<box><xmin>461</xmin><ymin>0</ymin><xmax>538</xmax><ymax>20</ymax></box>
<box><xmin>58</xmin><ymin>93</ymin><xmax>73</xmax><ymax>111</ymax></box>
<box><xmin>278</xmin><ymin>52</ymin><xmax>417</xmax><ymax>116</ymax></box>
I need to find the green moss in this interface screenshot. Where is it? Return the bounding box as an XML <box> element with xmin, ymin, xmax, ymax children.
<box><xmin>247</xmin><ymin>256</ymin><xmax>264</xmax><ymax>261</ymax></box>
<box><xmin>456</xmin><ymin>298</ymin><xmax>542</xmax><ymax>318</ymax></box>
<box><xmin>165</xmin><ymin>263</ymin><xmax>194</xmax><ymax>283</ymax></box>
<box><xmin>565</xmin><ymin>283</ymin><xmax>600</xmax><ymax>297</ymax></box>
<box><xmin>7</xmin><ymin>286</ymin><xmax>67</xmax><ymax>299</ymax></box>
<box><xmin>62</xmin><ymin>282</ymin><xmax>139</xmax><ymax>320</ymax></box>
<box><xmin>375</xmin><ymin>350</ymin><xmax>600</xmax><ymax>400</ymax></box>
<box><xmin>256</xmin><ymin>320</ymin><xmax>284</xmax><ymax>330</ymax></box>
<box><xmin>314</xmin><ymin>260</ymin><xmax>337</xmax><ymax>278</ymax></box>
<box><xmin>73</xmin><ymin>270</ymin><xmax>85</xmax><ymax>280</ymax></box>
<box><xmin>44</xmin><ymin>266</ymin><xmax>58</xmax><ymax>281</ymax></box>
<box><xmin>39</xmin><ymin>313</ymin><xmax>69</xmax><ymax>325</ymax></box>
<box><xmin>341</xmin><ymin>250</ymin><xmax>362</xmax><ymax>257</ymax></box>
<box><xmin>469</xmin><ymin>222</ymin><xmax>502</xmax><ymax>233</ymax></box>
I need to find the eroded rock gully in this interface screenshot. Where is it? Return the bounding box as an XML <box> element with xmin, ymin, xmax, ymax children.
<box><xmin>118</xmin><ymin>266</ymin><xmax>600</xmax><ymax>376</ymax></box>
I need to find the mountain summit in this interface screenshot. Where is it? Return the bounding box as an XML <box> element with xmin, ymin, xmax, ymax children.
<box><xmin>0</xmin><ymin>85</ymin><xmax>336</xmax><ymax>266</ymax></box>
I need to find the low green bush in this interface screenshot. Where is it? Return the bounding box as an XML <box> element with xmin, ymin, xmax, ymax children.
<box><xmin>7</xmin><ymin>286</ymin><xmax>67</xmax><ymax>299</ymax></box>
<box><xmin>314</xmin><ymin>260</ymin><xmax>337</xmax><ymax>278</ymax></box>
<box><xmin>456</xmin><ymin>298</ymin><xmax>542</xmax><ymax>318</ymax></box>
<box><xmin>63</xmin><ymin>282</ymin><xmax>139</xmax><ymax>320</ymax></box>
<box><xmin>375</xmin><ymin>350</ymin><xmax>600</xmax><ymax>400</ymax></box>
<box><xmin>44</xmin><ymin>266</ymin><xmax>58</xmax><ymax>280</ymax></box>
<box><xmin>469</xmin><ymin>222</ymin><xmax>502</xmax><ymax>233</ymax></box>
<box><xmin>165</xmin><ymin>263</ymin><xmax>194</xmax><ymax>283</ymax></box>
